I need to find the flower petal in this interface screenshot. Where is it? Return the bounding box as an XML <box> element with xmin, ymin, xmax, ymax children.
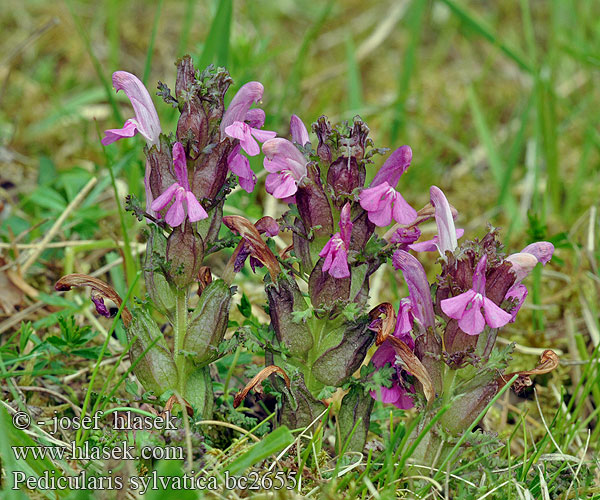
<box><xmin>371</xmin><ymin>145</ymin><xmax>412</xmax><ymax>188</ymax></box>
<box><xmin>440</xmin><ymin>289</ymin><xmax>476</xmax><ymax>320</ymax></box>
<box><xmin>290</xmin><ymin>114</ymin><xmax>310</xmax><ymax>145</ymax></box>
<box><xmin>391</xmin><ymin>191</ymin><xmax>417</xmax><ymax>225</ymax></box>
<box><xmin>172</xmin><ymin>142</ymin><xmax>190</xmax><ymax>189</ymax></box>
<box><xmin>430</xmin><ymin>185</ymin><xmax>458</xmax><ymax>255</ymax></box>
<box><xmin>221</xmin><ymin>81</ymin><xmax>265</xmax><ymax>132</ymax></box>
<box><xmin>150</xmin><ymin>183</ymin><xmax>179</xmax><ymax>212</ymax></box>
<box><xmin>359</xmin><ymin>183</ymin><xmax>389</xmax><ymax>212</ymax></box>
<box><xmin>250</xmin><ymin>127</ymin><xmax>277</xmax><ymax>143</ymax></box>
<box><xmin>101</xmin><ymin>119</ymin><xmax>138</xmax><ymax>145</ymax></box>
<box><xmin>482</xmin><ymin>297</ymin><xmax>512</xmax><ymax>329</ymax></box>
<box><xmin>112</xmin><ymin>71</ymin><xmax>161</xmax><ymax>144</ymax></box>
<box><xmin>184</xmin><ymin>191</ymin><xmax>208</xmax><ymax>222</ymax></box>
<box><xmin>521</xmin><ymin>242</ymin><xmax>554</xmax><ymax>265</ymax></box>
<box><xmin>165</xmin><ymin>190</ymin><xmax>185</xmax><ymax>227</ymax></box>
<box><xmin>458</xmin><ymin>299</ymin><xmax>486</xmax><ymax>335</ymax></box>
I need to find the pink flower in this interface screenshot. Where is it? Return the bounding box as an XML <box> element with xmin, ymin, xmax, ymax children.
<box><xmin>371</xmin><ymin>145</ymin><xmax>412</xmax><ymax>189</ymax></box>
<box><xmin>503</xmin><ymin>242</ymin><xmax>554</xmax><ymax>321</ymax></box>
<box><xmin>150</xmin><ymin>142</ymin><xmax>208</xmax><ymax>227</ymax></box>
<box><xmin>263</xmin><ymin>138</ymin><xmax>308</xmax><ymax>200</ymax></box>
<box><xmin>319</xmin><ymin>203</ymin><xmax>352</xmax><ymax>278</ymax></box>
<box><xmin>359</xmin><ymin>182</ymin><xmax>417</xmax><ymax>227</ymax></box>
<box><xmin>290</xmin><ymin>114</ymin><xmax>310</xmax><ymax>146</ymax></box>
<box><xmin>101</xmin><ymin>71</ymin><xmax>161</xmax><ymax>146</ymax></box>
<box><xmin>369</xmin><ymin>340</ymin><xmax>415</xmax><ymax>409</ymax></box>
<box><xmin>369</xmin><ymin>305</ymin><xmax>415</xmax><ymax>409</ymax></box>
<box><xmin>224</xmin><ymin>121</ymin><xmax>276</xmax><ymax>156</ymax></box>
<box><xmin>221</xmin><ymin>82</ymin><xmax>265</xmax><ymax>132</ymax></box>
<box><xmin>408</xmin><ymin>229</ymin><xmax>465</xmax><ymax>253</ymax></box>
<box><xmin>440</xmin><ymin>255</ymin><xmax>512</xmax><ymax>335</ymax></box>
<box><xmin>227</xmin><ymin>145</ymin><xmax>256</xmax><ymax>193</ymax></box>
<box><xmin>392</xmin><ymin>250</ymin><xmax>435</xmax><ymax>331</ymax></box>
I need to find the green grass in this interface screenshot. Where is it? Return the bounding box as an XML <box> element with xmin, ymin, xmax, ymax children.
<box><xmin>0</xmin><ymin>0</ymin><xmax>599</xmax><ymax>498</ymax></box>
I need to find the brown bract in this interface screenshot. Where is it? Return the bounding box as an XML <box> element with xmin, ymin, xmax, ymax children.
<box><xmin>387</xmin><ymin>336</ymin><xmax>436</xmax><ymax>403</ymax></box>
<box><xmin>498</xmin><ymin>349</ymin><xmax>560</xmax><ymax>393</ymax></box>
<box><xmin>233</xmin><ymin>365</ymin><xmax>290</xmax><ymax>408</ymax></box>
<box><xmin>222</xmin><ymin>215</ymin><xmax>281</xmax><ymax>280</ymax></box>
<box><xmin>54</xmin><ymin>273</ymin><xmax>132</xmax><ymax>327</ymax></box>
<box><xmin>369</xmin><ymin>302</ymin><xmax>396</xmax><ymax>346</ymax></box>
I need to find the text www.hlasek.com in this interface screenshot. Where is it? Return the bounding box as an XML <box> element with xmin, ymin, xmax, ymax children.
<box><xmin>12</xmin><ymin>440</ymin><xmax>182</xmax><ymax>461</ymax></box>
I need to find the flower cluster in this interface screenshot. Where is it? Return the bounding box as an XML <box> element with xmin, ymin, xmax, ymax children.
<box><xmin>56</xmin><ymin>56</ymin><xmax>558</xmax><ymax>462</ymax></box>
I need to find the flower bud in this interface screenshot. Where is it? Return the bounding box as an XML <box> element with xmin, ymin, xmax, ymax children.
<box><xmin>327</xmin><ymin>156</ymin><xmax>365</xmax><ymax>200</ymax></box>
<box><xmin>127</xmin><ymin>307</ymin><xmax>178</xmax><ymax>397</ymax></box>
<box><xmin>183</xmin><ymin>279</ymin><xmax>233</xmax><ymax>370</ymax></box>
<box><xmin>308</xmin><ymin>259</ymin><xmax>351</xmax><ymax>308</ymax></box>
<box><xmin>337</xmin><ymin>385</ymin><xmax>374</xmax><ymax>453</ymax></box>
<box><xmin>190</xmin><ymin>141</ymin><xmax>231</xmax><ymax>201</ymax></box>
<box><xmin>165</xmin><ymin>223</ymin><xmax>204</xmax><ymax>289</ymax></box>
<box><xmin>295</xmin><ymin>163</ymin><xmax>333</xmax><ymax>238</ymax></box>
<box><xmin>175</xmin><ymin>55</ymin><xmax>195</xmax><ymax>100</ymax></box>
<box><xmin>278</xmin><ymin>375</ymin><xmax>326</xmax><ymax>430</ymax></box>
<box><xmin>266</xmin><ymin>272</ymin><xmax>313</xmax><ymax>357</ymax></box>
<box><xmin>144</xmin><ymin>225</ymin><xmax>176</xmax><ymax>319</ymax></box>
<box><xmin>312</xmin><ymin>318</ymin><xmax>374</xmax><ymax>387</ymax></box>
<box><xmin>313</xmin><ymin>116</ymin><xmax>332</xmax><ymax>164</ymax></box>
<box><xmin>176</xmin><ymin>96</ymin><xmax>208</xmax><ymax>159</ymax></box>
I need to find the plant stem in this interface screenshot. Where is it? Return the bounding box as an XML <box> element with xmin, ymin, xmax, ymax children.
<box><xmin>174</xmin><ymin>290</ymin><xmax>188</xmax><ymax>395</ymax></box>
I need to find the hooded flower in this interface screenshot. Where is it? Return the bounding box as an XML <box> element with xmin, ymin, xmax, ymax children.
<box><xmin>441</xmin><ymin>255</ymin><xmax>512</xmax><ymax>335</ymax></box>
<box><xmin>221</xmin><ymin>81</ymin><xmax>276</xmax><ymax>156</ymax></box>
<box><xmin>504</xmin><ymin>241</ymin><xmax>554</xmax><ymax>321</ymax></box>
<box><xmin>371</xmin><ymin>145</ymin><xmax>412</xmax><ymax>189</ymax></box>
<box><xmin>392</xmin><ymin>250</ymin><xmax>436</xmax><ymax>331</ymax></box>
<box><xmin>290</xmin><ymin>114</ymin><xmax>310</xmax><ymax>146</ymax></box>
<box><xmin>319</xmin><ymin>203</ymin><xmax>352</xmax><ymax>278</ymax></box>
<box><xmin>101</xmin><ymin>71</ymin><xmax>161</xmax><ymax>146</ymax></box>
<box><xmin>359</xmin><ymin>182</ymin><xmax>417</xmax><ymax>227</ymax></box>
<box><xmin>263</xmin><ymin>138</ymin><xmax>308</xmax><ymax>200</ymax></box>
<box><xmin>150</xmin><ymin>142</ymin><xmax>208</xmax><ymax>227</ymax></box>
<box><xmin>101</xmin><ymin>71</ymin><xmax>162</xmax><ymax>216</ymax></box>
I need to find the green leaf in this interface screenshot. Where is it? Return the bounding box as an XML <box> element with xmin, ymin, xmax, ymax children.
<box><xmin>198</xmin><ymin>0</ymin><xmax>232</xmax><ymax>69</ymax></box>
<box><xmin>224</xmin><ymin>425</ymin><xmax>294</xmax><ymax>475</ymax></box>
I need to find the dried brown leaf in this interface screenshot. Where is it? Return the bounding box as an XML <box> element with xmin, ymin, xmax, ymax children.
<box><xmin>233</xmin><ymin>365</ymin><xmax>290</xmax><ymax>408</ymax></box>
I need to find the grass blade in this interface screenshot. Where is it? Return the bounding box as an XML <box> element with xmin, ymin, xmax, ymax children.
<box><xmin>198</xmin><ymin>0</ymin><xmax>233</xmax><ymax>69</ymax></box>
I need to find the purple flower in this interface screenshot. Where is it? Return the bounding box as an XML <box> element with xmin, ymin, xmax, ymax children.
<box><xmin>408</xmin><ymin>229</ymin><xmax>465</xmax><ymax>253</ymax></box>
<box><xmin>440</xmin><ymin>255</ymin><xmax>512</xmax><ymax>335</ymax></box>
<box><xmin>101</xmin><ymin>71</ymin><xmax>161</xmax><ymax>146</ymax></box>
<box><xmin>150</xmin><ymin>142</ymin><xmax>208</xmax><ymax>227</ymax></box>
<box><xmin>224</xmin><ymin>121</ymin><xmax>276</xmax><ymax>156</ymax></box>
<box><xmin>319</xmin><ymin>203</ymin><xmax>353</xmax><ymax>279</ymax></box>
<box><xmin>227</xmin><ymin>145</ymin><xmax>256</xmax><ymax>193</ymax></box>
<box><xmin>263</xmin><ymin>138</ymin><xmax>308</xmax><ymax>200</ymax></box>
<box><xmin>290</xmin><ymin>114</ymin><xmax>310</xmax><ymax>146</ymax></box>
<box><xmin>369</xmin><ymin>304</ymin><xmax>415</xmax><ymax>410</ymax></box>
<box><xmin>359</xmin><ymin>182</ymin><xmax>417</xmax><ymax>227</ymax></box>
<box><xmin>369</xmin><ymin>340</ymin><xmax>415</xmax><ymax>409</ymax></box>
<box><xmin>371</xmin><ymin>145</ymin><xmax>412</xmax><ymax>188</ymax></box>
<box><xmin>390</xmin><ymin>226</ymin><xmax>422</xmax><ymax>246</ymax></box>
<box><xmin>393</xmin><ymin>250</ymin><xmax>436</xmax><ymax>331</ymax></box>
<box><xmin>429</xmin><ymin>186</ymin><xmax>458</xmax><ymax>255</ymax></box>
<box><xmin>221</xmin><ymin>82</ymin><xmax>265</xmax><ymax>132</ymax></box>
<box><xmin>504</xmin><ymin>242</ymin><xmax>554</xmax><ymax>320</ymax></box>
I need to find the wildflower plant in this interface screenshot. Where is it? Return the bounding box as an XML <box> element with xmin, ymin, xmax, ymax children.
<box><xmin>236</xmin><ymin>114</ymin><xmax>559</xmax><ymax>458</ymax></box>
<box><xmin>56</xmin><ymin>56</ymin><xmax>276</xmax><ymax>419</ymax></box>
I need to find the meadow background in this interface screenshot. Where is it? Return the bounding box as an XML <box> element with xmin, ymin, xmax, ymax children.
<box><xmin>1</xmin><ymin>0</ymin><xmax>599</xmax><ymax>498</ymax></box>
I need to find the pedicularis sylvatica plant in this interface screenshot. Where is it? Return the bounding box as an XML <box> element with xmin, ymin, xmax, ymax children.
<box><xmin>55</xmin><ymin>56</ymin><xmax>559</xmax><ymax>463</ymax></box>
